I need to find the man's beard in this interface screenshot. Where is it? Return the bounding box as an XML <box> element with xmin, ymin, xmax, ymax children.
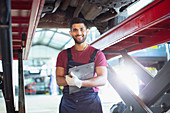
<box><xmin>73</xmin><ymin>35</ymin><xmax>87</xmax><ymax>44</ymax></box>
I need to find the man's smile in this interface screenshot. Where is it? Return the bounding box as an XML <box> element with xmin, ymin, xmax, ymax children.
<box><xmin>76</xmin><ymin>35</ymin><xmax>83</xmax><ymax>39</ymax></box>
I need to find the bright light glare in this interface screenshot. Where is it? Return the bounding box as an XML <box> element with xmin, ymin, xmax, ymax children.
<box><xmin>116</xmin><ymin>65</ymin><xmax>139</xmax><ymax>95</ymax></box>
<box><xmin>127</xmin><ymin>0</ymin><xmax>154</xmax><ymax>16</ymax></box>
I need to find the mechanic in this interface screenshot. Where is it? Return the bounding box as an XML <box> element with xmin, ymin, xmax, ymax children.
<box><xmin>56</xmin><ymin>17</ymin><xmax>108</xmax><ymax>113</ymax></box>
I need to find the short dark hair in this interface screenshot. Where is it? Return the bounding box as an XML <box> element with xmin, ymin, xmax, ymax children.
<box><xmin>69</xmin><ymin>17</ymin><xmax>88</xmax><ymax>30</ymax></box>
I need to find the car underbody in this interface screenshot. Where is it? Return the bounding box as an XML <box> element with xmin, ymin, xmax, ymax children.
<box><xmin>38</xmin><ymin>0</ymin><xmax>139</xmax><ymax>33</ymax></box>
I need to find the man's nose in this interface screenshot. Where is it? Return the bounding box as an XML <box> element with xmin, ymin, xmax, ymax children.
<box><xmin>77</xmin><ymin>29</ymin><xmax>82</xmax><ymax>34</ymax></box>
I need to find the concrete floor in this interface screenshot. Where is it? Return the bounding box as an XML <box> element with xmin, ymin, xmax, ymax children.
<box><xmin>0</xmin><ymin>94</ymin><xmax>61</xmax><ymax>113</ymax></box>
<box><xmin>1</xmin><ymin>91</ymin><xmax>170</xmax><ymax>113</ymax></box>
<box><xmin>0</xmin><ymin>93</ymin><xmax>115</xmax><ymax>113</ymax></box>
<box><xmin>0</xmin><ymin>83</ymin><xmax>123</xmax><ymax>113</ymax></box>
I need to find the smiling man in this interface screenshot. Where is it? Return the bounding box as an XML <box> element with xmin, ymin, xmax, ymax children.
<box><xmin>56</xmin><ymin>17</ymin><xmax>108</xmax><ymax>113</ymax></box>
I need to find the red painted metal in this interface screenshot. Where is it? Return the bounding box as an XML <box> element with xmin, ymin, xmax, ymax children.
<box><xmin>11</xmin><ymin>0</ymin><xmax>32</xmax><ymax>10</ymax></box>
<box><xmin>23</xmin><ymin>0</ymin><xmax>45</xmax><ymax>59</ymax></box>
<box><xmin>91</xmin><ymin>0</ymin><xmax>170</xmax><ymax>60</ymax></box>
<box><xmin>9</xmin><ymin>0</ymin><xmax>45</xmax><ymax>60</ymax></box>
<box><xmin>6</xmin><ymin>0</ymin><xmax>170</xmax><ymax>60</ymax></box>
<box><xmin>13</xmin><ymin>42</ymin><xmax>22</xmax><ymax>46</ymax></box>
<box><xmin>12</xmin><ymin>34</ymin><xmax>22</xmax><ymax>40</ymax></box>
<box><xmin>12</xmin><ymin>17</ymin><xmax>29</xmax><ymax>24</ymax></box>
<box><xmin>12</xmin><ymin>26</ymin><xmax>28</xmax><ymax>32</ymax></box>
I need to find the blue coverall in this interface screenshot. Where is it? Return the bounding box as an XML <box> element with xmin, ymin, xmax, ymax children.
<box><xmin>59</xmin><ymin>48</ymin><xmax>103</xmax><ymax>113</ymax></box>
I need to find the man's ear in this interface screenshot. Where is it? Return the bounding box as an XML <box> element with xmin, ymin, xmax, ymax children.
<box><xmin>69</xmin><ymin>31</ymin><xmax>72</xmax><ymax>37</ymax></box>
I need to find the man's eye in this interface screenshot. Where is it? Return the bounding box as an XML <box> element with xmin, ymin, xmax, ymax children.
<box><xmin>73</xmin><ymin>29</ymin><xmax>78</xmax><ymax>32</ymax></box>
<box><xmin>80</xmin><ymin>28</ymin><xmax>85</xmax><ymax>31</ymax></box>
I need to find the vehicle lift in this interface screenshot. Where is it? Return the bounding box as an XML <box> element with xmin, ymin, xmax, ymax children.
<box><xmin>108</xmin><ymin>52</ymin><xmax>170</xmax><ymax>113</ymax></box>
<box><xmin>91</xmin><ymin>0</ymin><xmax>170</xmax><ymax>112</ymax></box>
<box><xmin>0</xmin><ymin>0</ymin><xmax>44</xmax><ymax>113</ymax></box>
<box><xmin>0</xmin><ymin>0</ymin><xmax>170</xmax><ymax>113</ymax></box>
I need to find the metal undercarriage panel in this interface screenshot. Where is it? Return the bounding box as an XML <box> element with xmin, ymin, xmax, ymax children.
<box><xmin>38</xmin><ymin>0</ymin><xmax>139</xmax><ymax>33</ymax></box>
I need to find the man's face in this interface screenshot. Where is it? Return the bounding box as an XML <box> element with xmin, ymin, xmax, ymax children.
<box><xmin>69</xmin><ymin>23</ymin><xmax>89</xmax><ymax>44</ymax></box>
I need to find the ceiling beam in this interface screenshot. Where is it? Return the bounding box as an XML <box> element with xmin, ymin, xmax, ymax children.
<box><xmin>12</xmin><ymin>17</ymin><xmax>29</xmax><ymax>24</ymax></box>
<box><xmin>23</xmin><ymin>0</ymin><xmax>45</xmax><ymax>60</ymax></box>
<box><xmin>11</xmin><ymin>0</ymin><xmax>32</xmax><ymax>10</ymax></box>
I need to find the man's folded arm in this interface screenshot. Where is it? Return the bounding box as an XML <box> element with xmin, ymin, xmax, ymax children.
<box><xmin>56</xmin><ymin>67</ymin><xmax>67</xmax><ymax>86</ymax></box>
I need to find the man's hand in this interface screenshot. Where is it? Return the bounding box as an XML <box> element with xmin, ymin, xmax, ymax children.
<box><xmin>65</xmin><ymin>72</ymin><xmax>82</xmax><ymax>88</ymax></box>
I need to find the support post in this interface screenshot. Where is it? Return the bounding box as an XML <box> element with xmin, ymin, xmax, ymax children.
<box><xmin>165</xmin><ymin>42</ymin><xmax>170</xmax><ymax>61</ymax></box>
<box><xmin>0</xmin><ymin>72</ymin><xmax>3</xmax><ymax>90</ymax></box>
<box><xmin>0</xmin><ymin>0</ymin><xmax>15</xmax><ymax>112</ymax></box>
<box><xmin>18</xmin><ymin>49</ymin><xmax>26</xmax><ymax>113</ymax></box>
